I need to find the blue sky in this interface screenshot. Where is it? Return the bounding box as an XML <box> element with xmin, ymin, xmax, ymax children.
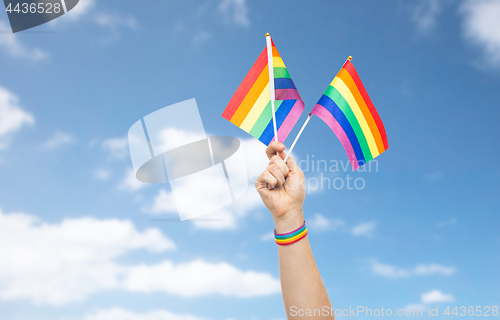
<box><xmin>0</xmin><ymin>0</ymin><xmax>499</xmax><ymax>319</ymax></box>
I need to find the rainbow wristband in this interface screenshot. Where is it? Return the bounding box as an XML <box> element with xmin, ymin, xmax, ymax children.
<box><xmin>274</xmin><ymin>221</ymin><xmax>307</xmax><ymax>246</ymax></box>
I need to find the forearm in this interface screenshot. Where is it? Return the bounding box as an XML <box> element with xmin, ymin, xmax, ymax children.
<box><xmin>275</xmin><ymin>212</ymin><xmax>334</xmax><ymax>319</ymax></box>
<box><xmin>255</xmin><ymin>142</ymin><xmax>332</xmax><ymax>318</ymax></box>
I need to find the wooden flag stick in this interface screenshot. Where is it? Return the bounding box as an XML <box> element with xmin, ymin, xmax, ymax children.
<box><xmin>265</xmin><ymin>33</ymin><xmax>278</xmax><ymax>147</ymax></box>
<box><xmin>284</xmin><ymin>114</ymin><xmax>311</xmax><ymax>163</ymax></box>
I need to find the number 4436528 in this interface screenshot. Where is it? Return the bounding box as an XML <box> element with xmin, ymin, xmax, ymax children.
<box><xmin>5</xmin><ymin>2</ymin><xmax>62</xmax><ymax>14</ymax></box>
<box><xmin>444</xmin><ymin>306</ymin><xmax>498</xmax><ymax>317</ymax></box>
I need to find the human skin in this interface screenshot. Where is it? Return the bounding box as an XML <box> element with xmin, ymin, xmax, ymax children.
<box><xmin>255</xmin><ymin>141</ymin><xmax>334</xmax><ymax>319</ymax></box>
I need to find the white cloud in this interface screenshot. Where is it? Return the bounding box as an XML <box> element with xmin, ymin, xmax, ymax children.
<box><xmin>461</xmin><ymin>0</ymin><xmax>500</xmax><ymax>67</ymax></box>
<box><xmin>240</xmin><ymin>137</ymin><xmax>269</xmax><ymax>181</ymax></box>
<box><xmin>309</xmin><ymin>213</ymin><xmax>330</xmax><ymax>229</ymax></box>
<box><xmin>63</xmin><ymin>0</ymin><xmax>95</xmax><ymax>21</ymax></box>
<box><xmin>414</xmin><ymin>263</ymin><xmax>457</xmax><ymax>276</ymax></box>
<box><xmin>155</xmin><ymin>128</ymin><xmax>206</xmax><ymax>154</ymax></box>
<box><xmin>0</xmin><ymin>208</ymin><xmax>175</xmax><ymax>305</ymax></box>
<box><xmin>191</xmin><ymin>31</ymin><xmax>211</xmax><ymax>46</ymax></box>
<box><xmin>94</xmin><ymin>169</ymin><xmax>111</xmax><ymax>180</ymax></box>
<box><xmin>309</xmin><ymin>214</ymin><xmax>345</xmax><ymax>231</ymax></box>
<box><xmin>43</xmin><ymin>131</ymin><xmax>77</xmax><ymax>149</ymax></box>
<box><xmin>83</xmin><ymin>308</ymin><xmax>206</xmax><ymax>320</ymax></box>
<box><xmin>0</xmin><ymin>86</ymin><xmax>34</xmax><ymax>149</ymax></box>
<box><xmin>260</xmin><ymin>232</ymin><xmax>274</xmax><ymax>241</ymax></box>
<box><xmin>146</xmin><ymin>189</ymin><xmax>178</xmax><ymax>214</ymax></box>
<box><xmin>145</xmin><ymin>187</ymin><xmax>263</xmax><ymax>231</ymax></box>
<box><xmin>0</xmin><ymin>208</ymin><xmax>280</xmax><ymax>305</ymax></box>
<box><xmin>122</xmin><ymin>259</ymin><xmax>280</xmax><ymax>297</ymax></box>
<box><xmin>437</xmin><ymin>217</ymin><xmax>457</xmax><ymax>227</ymax></box>
<box><xmin>412</xmin><ymin>0</ymin><xmax>442</xmax><ymax>32</ymax></box>
<box><xmin>351</xmin><ymin>221</ymin><xmax>376</xmax><ymax>237</ymax></box>
<box><xmin>0</xmin><ymin>21</ymin><xmax>48</xmax><ymax>60</ymax></box>
<box><xmin>118</xmin><ymin>168</ymin><xmax>148</xmax><ymax>192</ymax></box>
<box><xmin>371</xmin><ymin>261</ymin><xmax>411</xmax><ymax>279</ymax></box>
<box><xmin>421</xmin><ymin>289</ymin><xmax>455</xmax><ymax>303</ymax></box>
<box><xmin>54</xmin><ymin>0</ymin><xmax>137</xmax><ymax>33</ymax></box>
<box><xmin>371</xmin><ymin>261</ymin><xmax>456</xmax><ymax>279</ymax></box>
<box><xmin>191</xmin><ymin>184</ymin><xmax>262</xmax><ymax>230</ymax></box>
<box><xmin>142</xmin><ymin>137</ymin><xmax>267</xmax><ymax>230</ymax></box>
<box><xmin>102</xmin><ymin>136</ymin><xmax>129</xmax><ymax>159</ymax></box>
<box><xmin>191</xmin><ymin>207</ymin><xmax>238</xmax><ymax>230</ymax></box>
<box><xmin>219</xmin><ymin>0</ymin><xmax>250</xmax><ymax>27</ymax></box>
<box><xmin>94</xmin><ymin>13</ymin><xmax>138</xmax><ymax>29</ymax></box>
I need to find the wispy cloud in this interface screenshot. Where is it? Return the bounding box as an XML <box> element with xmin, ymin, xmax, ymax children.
<box><xmin>94</xmin><ymin>169</ymin><xmax>111</xmax><ymax>180</ymax></box>
<box><xmin>260</xmin><ymin>232</ymin><xmax>274</xmax><ymax>242</ymax></box>
<box><xmin>421</xmin><ymin>289</ymin><xmax>455</xmax><ymax>303</ymax></box>
<box><xmin>461</xmin><ymin>0</ymin><xmax>500</xmax><ymax>68</ymax></box>
<box><xmin>371</xmin><ymin>261</ymin><xmax>457</xmax><ymax>279</ymax></box>
<box><xmin>0</xmin><ymin>21</ymin><xmax>48</xmax><ymax>60</ymax></box>
<box><xmin>351</xmin><ymin>221</ymin><xmax>376</xmax><ymax>237</ymax></box>
<box><xmin>0</xmin><ymin>86</ymin><xmax>34</xmax><ymax>150</ymax></box>
<box><xmin>62</xmin><ymin>0</ymin><xmax>96</xmax><ymax>21</ymax></box>
<box><xmin>101</xmin><ymin>137</ymin><xmax>129</xmax><ymax>159</ymax></box>
<box><xmin>219</xmin><ymin>0</ymin><xmax>250</xmax><ymax>27</ymax></box>
<box><xmin>411</xmin><ymin>0</ymin><xmax>443</xmax><ymax>32</ymax></box>
<box><xmin>43</xmin><ymin>131</ymin><xmax>77</xmax><ymax>149</ymax></box>
<box><xmin>192</xmin><ymin>31</ymin><xmax>211</xmax><ymax>46</ymax></box>
<box><xmin>309</xmin><ymin>213</ymin><xmax>345</xmax><ymax>232</ymax></box>
<box><xmin>145</xmin><ymin>188</ymin><xmax>178</xmax><ymax>214</ymax></box>
<box><xmin>437</xmin><ymin>217</ymin><xmax>457</xmax><ymax>227</ymax></box>
<box><xmin>94</xmin><ymin>13</ymin><xmax>138</xmax><ymax>29</ymax></box>
<box><xmin>53</xmin><ymin>0</ymin><xmax>137</xmax><ymax>38</ymax></box>
<box><xmin>404</xmin><ymin>290</ymin><xmax>455</xmax><ymax>312</ymax></box>
<box><xmin>118</xmin><ymin>168</ymin><xmax>148</xmax><ymax>192</ymax></box>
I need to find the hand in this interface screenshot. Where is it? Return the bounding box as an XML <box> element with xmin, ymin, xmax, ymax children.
<box><xmin>255</xmin><ymin>141</ymin><xmax>306</xmax><ymax>233</ymax></box>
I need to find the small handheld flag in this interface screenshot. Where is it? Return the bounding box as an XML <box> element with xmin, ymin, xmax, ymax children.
<box><xmin>285</xmin><ymin>57</ymin><xmax>388</xmax><ymax>170</ymax></box>
<box><xmin>222</xmin><ymin>34</ymin><xmax>304</xmax><ymax>145</ymax></box>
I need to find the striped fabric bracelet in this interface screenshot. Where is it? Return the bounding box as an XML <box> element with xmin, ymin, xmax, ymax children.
<box><xmin>274</xmin><ymin>221</ymin><xmax>307</xmax><ymax>246</ymax></box>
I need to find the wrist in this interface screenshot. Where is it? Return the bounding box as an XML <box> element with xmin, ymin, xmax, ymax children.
<box><xmin>274</xmin><ymin>208</ymin><xmax>304</xmax><ymax>234</ymax></box>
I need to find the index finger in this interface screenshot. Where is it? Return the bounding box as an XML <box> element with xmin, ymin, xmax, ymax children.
<box><xmin>266</xmin><ymin>141</ymin><xmax>286</xmax><ymax>160</ymax></box>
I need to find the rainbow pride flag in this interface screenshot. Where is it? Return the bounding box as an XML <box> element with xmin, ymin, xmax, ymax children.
<box><xmin>222</xmin><ymin>39</ymin><xmax>304</xmax><ymax>145</ymax></box>
<box><xmin>310</xmin><ymin>59</ymin><xmax>388</xmax><ymax>170</ymax></box>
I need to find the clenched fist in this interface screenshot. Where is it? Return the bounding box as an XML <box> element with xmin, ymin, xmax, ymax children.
<box><xmin>255</xmin><ymin>141</ymin><xmax>306</xmax><ymax>233</ymax></box>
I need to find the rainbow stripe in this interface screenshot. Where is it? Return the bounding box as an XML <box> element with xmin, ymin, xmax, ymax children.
<box><xmin>310</xmin><ymin>60</ymin><xmax>388</xmax><ymax>171</ymax></box>
<box><xmin>222</xmin><ymin>39</ymin><xmax>304</xmax><ymax>145</ymax></box>
<box><xmin>274</xmin><ymin>221</ymin><xmax>308</xmax><ymax>246</ymax></box>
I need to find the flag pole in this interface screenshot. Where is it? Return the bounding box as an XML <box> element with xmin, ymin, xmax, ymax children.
<box><xmin>284</xmin><ymin>55</ymin><xmax>353</xmax><ymax>163</ymax></box>
<box><xmin>265</xmin><ymin>33</ymin><xmax>278</xmax><ymax>147</ymax></box>
<box><xmin>284</xmin><ymin>114</ymin><xmax>311</xmax><ymax>163</ymax></box>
